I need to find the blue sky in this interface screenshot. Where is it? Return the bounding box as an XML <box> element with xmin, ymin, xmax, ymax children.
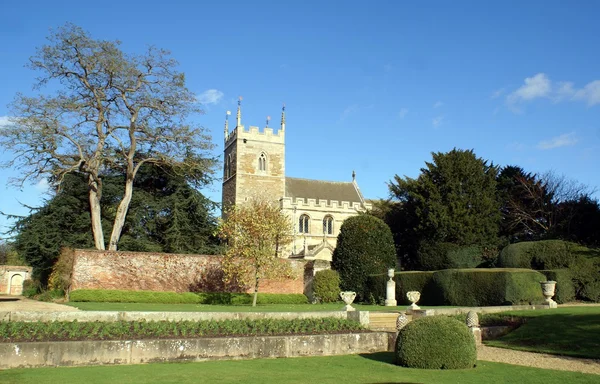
<box><xmin>1</xmin><ymin>0</ymin><xmax>599</xmax><ymax>235</ymax></box>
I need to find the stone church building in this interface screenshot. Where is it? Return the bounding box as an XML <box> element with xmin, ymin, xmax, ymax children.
<box><xmin>222</xmin><ymin>100</ymin><xmax>371</xmax><ymax>261</ymax></box>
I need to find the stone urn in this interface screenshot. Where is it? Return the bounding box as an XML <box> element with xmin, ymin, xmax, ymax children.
<box><xmin>540</xmin><ymin>280</ymin><xmax>558</xmax><ymax>308</ymax></box>
<box><xmin>385</xmin><ymin>268</ymin><xmax>397</xmax><ymax>306</ymax></box>
<box><xmin>406</xmin><ymin>291</ymin><xmax>421</xmax><ymax>311</ymax></box>
<box><xmin>340</xmin><ymin>291</ymin><xmax>357</xmax><ymax>311</ymax></box>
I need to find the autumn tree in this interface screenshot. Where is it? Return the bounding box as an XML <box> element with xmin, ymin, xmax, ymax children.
<box><xmin>217</xmin><ymin>199</ymin><xmax>294</xmax><ymax>307</ymax></box>
<box><xmin>0</xmin><ymin>23</ymin><xmax>214</xmax><ymax>250</ymax></box>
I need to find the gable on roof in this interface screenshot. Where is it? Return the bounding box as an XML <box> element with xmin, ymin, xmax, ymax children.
<box><xmin>285</xmin><ymin>177</ymin><xmax>363</xmax><ymax>204</ymax></box>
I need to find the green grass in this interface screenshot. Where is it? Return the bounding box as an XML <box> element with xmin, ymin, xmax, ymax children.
<box><xmin>65</xmin><ymin>302</ymin><xmax>446</xmax><ymax>312</ymax></box>
<box><xmin>485</xmin><ymin>306</ymin><xmax>600</xmax><ymax>359</ymax></box>
<box><xmin>1</xmin><ymin>353</ymin><xmax>598</xmax><ymax>384</ymax></box>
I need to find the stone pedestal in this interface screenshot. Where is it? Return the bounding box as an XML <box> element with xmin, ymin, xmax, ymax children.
<box><xmin>384</xmin><ymin>268</ymin><xmax>397</xmax><ymax>306</ymax></box>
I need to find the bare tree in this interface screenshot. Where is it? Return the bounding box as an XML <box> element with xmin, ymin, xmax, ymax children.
<box><xmin>0</xmin><ymin>24</ymin><xmax>214</xmax><ymax>250</ymax></box>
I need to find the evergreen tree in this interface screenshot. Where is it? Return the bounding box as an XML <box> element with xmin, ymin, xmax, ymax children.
<box><xmin>388</xmin><ymin>149</ymin><xmax>500</xmax><ymax>269</ymax></box>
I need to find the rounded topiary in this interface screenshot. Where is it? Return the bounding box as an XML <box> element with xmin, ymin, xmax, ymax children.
<box><xmin>331</xmin><ymin>215</ymin><xmax>396</xmax><ymax>301</ymax></box>
<box><xmin>395</xmin><ymin>316</ymin><xmax>477</xmax><ymax>369</ymax></box>
<box><xmin>312</xmin><ymin>269</ymin><xmax>341</xmax><ymax>303</ymax></box>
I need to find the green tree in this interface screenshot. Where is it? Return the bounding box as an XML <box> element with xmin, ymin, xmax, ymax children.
<box><xmin>8</xmin><ymin>165</ymin><xmax>219</xmax><ymax>284</ymax></box>
<box><xmin>217</xmin><ymin>199</ymin><xmax>294</xmax><ymax>307</ymax></box>
<box><xmin>331</xmin><ymin>214</ymin><xmax>396</xmax><ymax>301</ymax></box>
<box><xmin>388</xmin><ymin>149</ymin><xmax>500</xmax><ymax>269</ymax></box>
<box><xmin>0</xmin><ymin>23</ymin><xmax>214</xmax><ymax>251</ymax></box>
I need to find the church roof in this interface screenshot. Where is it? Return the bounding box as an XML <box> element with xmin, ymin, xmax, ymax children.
<box><xmin>285</xmin><ymin>177</ymin><xmax>363</xmax><ymax>204</ymax></box>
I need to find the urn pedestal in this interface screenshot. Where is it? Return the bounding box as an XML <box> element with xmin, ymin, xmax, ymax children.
<box><xmin>540</xmin><ymin>281</ymin><xmax>558</xmax><ymax>308</ymax></box>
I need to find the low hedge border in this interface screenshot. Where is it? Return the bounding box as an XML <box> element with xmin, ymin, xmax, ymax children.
<box><xmin>0</xmin><ymin>318</ymin><xmax>364</xmax><ymax>343</ymax></box>
<box><xmin>69</xmin><ymin>289</ymin><xmax>309</xmax><ymax>305</ymax></box>
<box><xmin>365</xmin><ymin>268</ymin><xmax>545</xmax><ymax>306</ymax></box>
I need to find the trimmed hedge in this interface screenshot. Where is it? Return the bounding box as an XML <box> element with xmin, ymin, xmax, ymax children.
<box><xmin>69</xmin><ymin>289</ymin><xmax>309</xmax><ymax>305</ymax></box>
<box><xmin>395</xmin><ymin>316</ymin><xmax>476</xmax><ymax>369</ymax></box>
<box><xmin>312</xmin><ymin>270</ymin><xmax>341</xmax><ymax>303</ymax></box>
<box><xmin>365</xmin><ymin>269</ymin><xmax>545</xmax><ymax>306</ymax></box>
<box><xmin>540</xmin><ymin>270</ymin><xmax>575</xmax><ymax>304</ymax></box>
<box><xmin>498</xmin><ymin>240</ymin><xmax>600</xmax><ymax>302</ymax></box>
<box><xmin>365</xmin><ymin>271</ymin><xmax>435</xmax><ymax>305</ymax></box>
<box><xmin>433</xmin><ymin>269</ymin><xmax>545</xmax><ymax>306</ymax></box>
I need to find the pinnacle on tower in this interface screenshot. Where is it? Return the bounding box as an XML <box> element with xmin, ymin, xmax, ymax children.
<box><xmin>280</xmin><ymin>103</ymin><xmax>286</xmax><ymax>131</ymax></box>
<box><xmin>236</xmin><ymin>96</ymin><xmax>242</xmax><ymax>127</ymax></box>
<box><xmin>224</xmin><ymin>110</ymin><xmax>231</xmax><ymax>141</ymax></box>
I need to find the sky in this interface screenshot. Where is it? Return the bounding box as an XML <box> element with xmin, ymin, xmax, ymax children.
<box><xmin>1</xmin><ymin>0</ymin><xmax>599</xmax><ymax>236</ymax></box>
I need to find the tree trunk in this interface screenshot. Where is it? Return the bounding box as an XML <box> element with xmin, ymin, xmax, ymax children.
<box><xmin>108</xmin><ymin>176</ymin><xmax>134</xmax><ymax>250</ymax></box>
<box><xmin>252</xmin><ymin>273</ymin><xmax>259</xmax><ymax>307</ymax></box>
<box><xmin>88</xmin><ymin>176</ymin><xmax>105</xmax><ymax>250</ymax></box>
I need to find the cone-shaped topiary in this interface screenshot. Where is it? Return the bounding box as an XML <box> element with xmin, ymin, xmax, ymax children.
<box><xmin>395</xmin><ymin>316</ymin><xmax>477</xmax><ymax>369</ymax></box>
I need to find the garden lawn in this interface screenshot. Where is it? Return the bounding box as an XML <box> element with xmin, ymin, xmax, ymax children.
<box><xmin>484</xmin><ymin>306</ymin><xmax>600</xmax><ymax>359</ymax></box>
<box><xmin>65</xmin><ymin>302</ymin><xmax>447</xmax><ymax>312</ymax></box>
<box><xmin>0</xmin><ymin>352</ymin><xmax>598</xmax><ymax>384</ymax></box>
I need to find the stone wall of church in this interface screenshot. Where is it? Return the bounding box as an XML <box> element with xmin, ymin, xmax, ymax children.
<box><xmin>69</xmin><ymin>249</ymin><xmax>306</xmax><ymax>295</ymax></box>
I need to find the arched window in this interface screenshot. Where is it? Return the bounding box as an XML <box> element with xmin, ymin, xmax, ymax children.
<box><xmin>299</xmin><ymin>214</ymin><xmax>310</xmax><ymax>234</ymax></box>
<box><xmin>258</xmin><ymin>152</ymin><xmax>267</xmax><ymax>172</ymax></box>
<box><xmin>226</xmin><ymin>154</ymin><xmax>232</xmax><ymax>179</ymax></box>
<box><xmin>323</xmin><ymin>215</ymin><xmax>334</xmax><ymax>235</ymax></box>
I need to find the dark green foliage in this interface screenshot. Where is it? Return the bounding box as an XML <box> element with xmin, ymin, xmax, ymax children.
<box><xmin>0</xmin><ymin>318</ymin><xmax>363</xmax><ymax>343</ymax></box>
<box><xmin>365</xmin><ymin>271</ymin><xmax>436</xmax><ymax>306</ymax></box>
<box><xmin>68</xmin><ymin>289</ymin><xmax>308</xmax><ymax>305</ymax></box>
<box><xmin>10</xmin><ymin>166</ymin><xmax>220</xmax><ymax>285</ymax></box>
<box><xmin>498</xmin><ymin>240</ymin><xmax>600</xmax><ymax>302</ymax></box>
<box><xmin>417</xmin><ymin>242</ymin><xmax>483</xmax><ymax>271</ymax></box>
<box><xmin>540</xmin><ymin>270</ymin><xmax>575</xmax><ymax>304</ymax></box>
<box><xmin>433</xmin><ymin>269</ymin><xmax>545</xmax><ymax>306</ymax></box>
<box><xmin>395</xmin><ymin>316</ymin><xmax>476</xmax><ymax>369</ymax></box>
<box><xmin>312</xmin><ymin>270</ymin><xmax>341</xmax><ymax>303</ymax></box>
<box><xmin>388</xmin><ymin>149</ymin><xmax>501</xmax><ymax>268</ymax></box>
<box><xmin>21</xmin><ymin>279</ymin><xmax>41</xmax><ymax>298</ymax></box>
<box><xmin>331</xmin><ymin>215</ymin><xmax>396</xmax><ymax>301</ymax></box>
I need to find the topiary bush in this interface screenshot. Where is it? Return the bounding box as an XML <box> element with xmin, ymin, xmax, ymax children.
<box><xmin>395</xmin><ymin>316</ymin><xmax>477</xmax><ymax>369</ymax></box>
<box><xmin>433</xmin><ymin>268</ymin><xmax>545</xmax><ymax>306</ymax></box>
<box><xmin>540</xmin><ymin>270</ymin><xmax>575</xmax><ymax>304</ymax></box>
<box><xmin>312</xmin><ymin>269</ymin><xmax>341</xmax><ymax>303</ymax></box>
<box><xmin>331</xmin><ymin>215</ymin><xmax>396</xmax><ymax>301</ymax></box>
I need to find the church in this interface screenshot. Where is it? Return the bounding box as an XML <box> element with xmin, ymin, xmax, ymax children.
<box><xmin>222</xmin><ymin>99</ymin><xmax>372</xmax><ymax>261</ymax></box>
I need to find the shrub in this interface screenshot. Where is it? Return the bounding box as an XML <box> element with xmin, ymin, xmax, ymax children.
<box><xmin>47</xmin><ymin>248</ymin><xmax>75</xmax><ymax>293</ymax></box>
<box><xmin>312</xmin><ymin>270</ymin><xmax>341</xmax><ymax>303</ymax></box>
<box><xmin>433</xmin><ymin>268</ymin><xmax>545</xmax><ymax>306</ymax></box>
<box><xmin>498</xmin><ymin>240</ymin><xmax>600</xmax><ymax>302</ymax></box>
<box><xmin>417</xmin><ymin>242</ymin><xmax>483</xmax><ymax>271</ymax></box>
<box><xmin>22</xmin><ymin>279</ymin><xmax>41</xmax><ymax>298</ymax></box>
<box><xmin>395</xmin><ymin>316</ymin><xmax>476</xmax><ymax>369</ymax></box>
<box><xmin>540</xmin><ymin>270</ymin><xmax>575</xmax><ymax>304</ymax></box>
<box><xmin>68</xmin><ymin>289</ymin><xmax>308</xmax><ymax>305</ymax></box>
<box><xmin>332</xmin><ymin>215</ymin><xmax>396</xmax><ymax>301</ymax></box>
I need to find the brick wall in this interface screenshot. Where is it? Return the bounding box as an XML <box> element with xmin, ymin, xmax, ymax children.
<box><xmin>70</xmin><ymin>249</ymin><xmax>307</xmax><ymax>295</ymax></box>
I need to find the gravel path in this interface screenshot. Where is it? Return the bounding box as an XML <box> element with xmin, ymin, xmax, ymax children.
<box><xmin>478</xmin><ymin>345</ymin><xmax>600</xmax><ymax>375</ymax></box>
<box><xmin>0</xmin><ymin>296</ymin><xmax>79</xmax><ymax>312</ymax></box>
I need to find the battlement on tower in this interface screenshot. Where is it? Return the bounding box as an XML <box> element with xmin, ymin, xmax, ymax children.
<box><xmin>225</xmin><ymin>124</ymin><xmax>285</xmax><ymax>147</ymax></box>
<box><xmin>280</xmin><ymin>197</ymin><xmax>371</xmax><ymax>212</ymax></box>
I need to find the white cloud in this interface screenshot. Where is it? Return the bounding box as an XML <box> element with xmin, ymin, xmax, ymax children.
<box><xmin>507</xmin><ymin>73</ymin><xmax>552</xmax><ymax>105</ymax></box>
<box><xmin>35</xmin><ymin>178</ymin><xmax>49</xmax><ymax>192</ymax></box>
<box><xmin>537</xmin><ymin>132</ymin><xmax>578</xmax><ymax>150</ymax></box>
<box><xmin>340</xmin><ymin>104</ymin><xmax>360</xmax><ymax>121</ymax></box>
<box><xmin>196</xmin><ymin>89</ymin><xmax>224</xmax><ymax>105</ymax></box>
<box><xmin>399</xmin><ymin>108</ymin><xmax>409</xmax><ymax>119</ymax></box>
<box><xmin>491</xmin><ymin>88</ymin><xmax>505</xmax><ymax>99</ymax></box>
<box><xmin>573</xmin><ymin>80</ymin><xmax>600</xmax><ymax>106</ymax></box>
<box><xmin>0</xmin><ymin>116</ymin><xmax>11</xmax><ymax>128</ymax></box>
<box><xmin>505</xmin><ymin>73</ymin><xmax>600</xmax><ymax>110</ymax></box>
<box><xmin>432</xmin><ymin>115</ymin><xmax>444</xmax><ymax>128</ymax></box>
<box><xmin>433</xmin><ymin>101</ymin><xmax>444</xmax><ymax>108</ymax></box>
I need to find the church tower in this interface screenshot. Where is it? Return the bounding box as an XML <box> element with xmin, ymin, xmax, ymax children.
<box><xmin>222</xmin><ymin>99</ymin><xmax>286</xmax><ymax>214</ymax></box>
